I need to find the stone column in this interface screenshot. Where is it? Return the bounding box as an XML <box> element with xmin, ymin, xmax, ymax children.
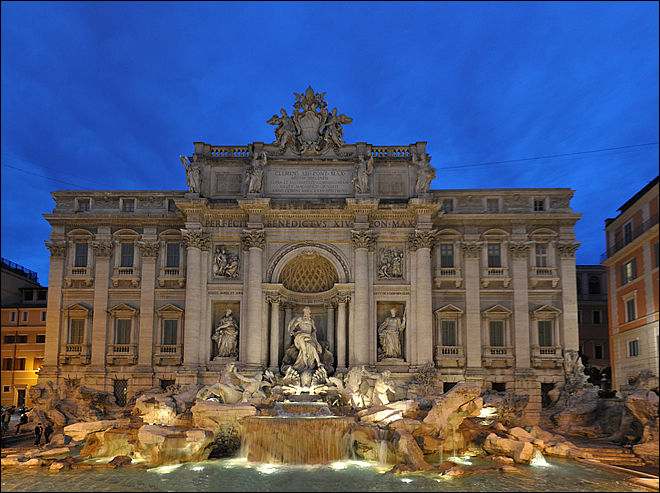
<box><xmin>267</xmin><ymin>295</ymin><xmax>281</xmax><ymax>371</ymax></box>
<box><xmin>242</xmin><ymin>229</ymin><xmax>266</xmax><ymax>367</ymax></box>
<box><xmin>89</xmin><ymin>240</ymin><xmax>113</xmax><ymax>369</ymax></box>
<box><xmin>282</xmin><ymin>302</ymin><xmax>294</xmax><ymax>352</ymax></box>
<box><xmin>409</xmin><ymin>230</ymin><xmax>436</xmax><ymax>366</ymax></box>
<box><xmin>325</xmin><ymin>300</ymin><xmax>336</xmax><ymax>354</ymax></box>
<box><xmin>181</xmin><ymin>229</ymin><xmax>209</xmax><ymax>373</ymax></box>
<box><xmin>41</xmin><ymin>241</ymin><xmax>67</xmax><ymax>381</ymax></box>
<box><xmin>136</xmin><ymin>241</ymin><xmax>159</xmax><ymax>369</ymax></box>
<box><xmin>558</xmin><ymin>241</ymin><xmax>580</xmax><ymax>350</ymax></box>
<box><xmin>351</xmin><ymin>230</ymin><xmax>376</xmax><ymax>366</ymax></box>
<box><xmin>510</xmin><ymin>242</ymin><xmax>532</xmax><ymax>368</ymax></box>
<box><xmin>462</xmin><ymin>241</ymin><xmax>484</xmax><ymax>372</ymax></box>
<box><xmin>335</xmin><ymin>294</ymin><xmax>349</xmax><ymax>372</ymax></box>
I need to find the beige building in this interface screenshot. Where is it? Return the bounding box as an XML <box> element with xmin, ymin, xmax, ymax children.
<box><xmin>601</xmin><ymin>176</ymin><xmax>659</xmax><ymax>392</ymax></box>
<box><xmin>39</xmin><ymin>87</ymin><xmax>581</xmax><ymax>419</ymax></box>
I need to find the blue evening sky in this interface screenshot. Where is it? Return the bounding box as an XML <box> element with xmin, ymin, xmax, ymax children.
<box><xmin>1</xmin><ymin>1</ymin><xmax>658</xmax><ymax>286</ymax></box>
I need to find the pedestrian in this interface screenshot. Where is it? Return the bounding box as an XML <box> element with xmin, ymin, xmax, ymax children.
<box><xmin>1</xmin><ymin>409</ymin><xmax>10</xmax><ymax>434</ymax></box>
<box><xmin>34</xmin><ymin>422</ymin><xmax>43</xmax><ymax>446</ymax></box>
<box><xmin>44</xmin><ymin>423</ymin><xmax>53</xmax><ymax>444</ymax></box>
<box><xmin>15</xmin><ymin>413</ymin><xmax>28</xmax><ymax>434</ymax></box>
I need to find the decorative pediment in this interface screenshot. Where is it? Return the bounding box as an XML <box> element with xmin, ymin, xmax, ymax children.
<box><xmin>434</xmin><ymin>304</ymin><xmax>464</xmax><ymax>315</ymax></box>
<box><xmin>155</xmin><ymin>303</ymin><xmax>184</xmax><ymax>314</ymax></box>
<box><xmin>482</xmin><ymin>304</ymin><xmax>513</xmax><ymax>318</ymax></box>
<box><xmin>62</xmin><ymin>303</ymin><xmax>92</xmax><ymax>315</ymax></box>
<box><xmin>108</xmin><ymin>303</ymin><xmax>138</xmax><ymax>315</ymax></box>
<box><xmin>531</xmin><ymin>304</ymin><xmax>562</xmax><ymax>319</ymax></box>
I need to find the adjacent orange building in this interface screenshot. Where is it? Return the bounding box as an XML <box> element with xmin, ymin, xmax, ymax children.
<box><xmin>601</xmin><ymin>176</ymin><xmax>659</xmax><ymax>392</ymax></box>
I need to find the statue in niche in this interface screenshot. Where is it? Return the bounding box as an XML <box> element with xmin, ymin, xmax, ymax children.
<box><xmin>378</xmin><ymin>307</ymin><xmax>406</xmax><ymax>360</ymax></box>
<box><xmin>245</xmin><ymin>152</ymin><xmax>267</xmax><ymax>194</ymax></box>
<box><xmin>212</xmin><ymin>308</ymin><xmax>239</xmax><ymax>359</ymax></box>
<box><xmin>321</xmin><ymin>107</ymin><xmax>352</xmax><ymax>147</ymax></box>
<box><xmin>267</xmin><ymin>109</ymin><xmax>296</xmax><ymax>150</ymax></box>
<box><xmin>287</xmin><ymin>306</ymin><xmax>322</xmax><ymax>372</ymax></box>
<box><xmin>378</xmin><ymin>248</ymin><xmax>403</xmax><ymax>279</ymax></box>
<box><xmin>364</xmin><ymin>368</ymin><xmax>396</xmax><ymax>406</ymax></box>
<box><xmin>181</xmin><ymin>156</ymin><xmax>201</xmax><ymax>194</ymax></box>
<box><xmin>352</xmin><ymin>153</ymin><xmax>373</xmax><ymax>193</ymax></box>
<box><xmin>413</xmin><ymin>152</ymin><xmax>436</xmax><ymax>195</ymax></box>
<box><xmin>213</xmin><ymin>246</ymin><xmax>239</xmax><ymax>278</ymax></box>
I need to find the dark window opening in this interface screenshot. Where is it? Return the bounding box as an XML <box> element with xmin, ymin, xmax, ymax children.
<box><xmin>491</xmin><ymin>382</ymin><xmax>506</xmax><ymax>392</ymax></box>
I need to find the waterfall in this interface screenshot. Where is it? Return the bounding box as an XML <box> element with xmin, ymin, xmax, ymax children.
<box><xmin>452</xmin><ymin>426</ymin><xmax>457</xmax><ymax>458</ymax></box>
<box><xmin>241</xmin><ymin>416</ymin><xmax>356</xmax><ymax>465</ymax></box>
<box><xmin>375</xmin><ymin>427</ymin><xmax>389</xmax><ymax>466</ymax></box>
<box><xmin>530</xmin><ymin>448</ymin><xmax>551</xmax><ymax>467</ymax></box>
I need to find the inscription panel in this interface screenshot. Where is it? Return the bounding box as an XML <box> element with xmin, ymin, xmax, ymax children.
<box><xmin>266</xmin><ymin>168</ymin><xmax>353</xmax><ymax>196</ymax></box>
<box><xmin>378</xmin><ymin>173</ymin><xmax>407</xmax><ymax>195</ymax></box>
<box><xmin>215</xmin><ymin>173</ymin><xmax>243</xmax><ymax>194</ymax></box>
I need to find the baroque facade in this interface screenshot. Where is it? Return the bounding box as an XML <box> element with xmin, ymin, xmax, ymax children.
<box><xmin>39</xmin><ymin>87</ymin><xmax>582</xmax><ymax>420</ymax></box>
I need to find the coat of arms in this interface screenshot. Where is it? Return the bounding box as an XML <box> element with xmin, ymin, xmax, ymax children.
<box><xmin>267</xmin><ymin>86</ymin><xmax>353</xmax><ymax>156</ymax></box>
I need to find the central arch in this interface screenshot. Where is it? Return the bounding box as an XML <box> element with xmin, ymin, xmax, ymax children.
<box><xmin>280</xmin><ymin>253</ymin><xmax>338</xmax><ymax>293</ymax></box>
<box><xmin>267</xmin><ymin>241</ymin><xmax>350</xmax><ymax>285</ymax></box>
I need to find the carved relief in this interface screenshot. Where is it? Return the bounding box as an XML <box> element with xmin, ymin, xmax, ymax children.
<box><xmin>91</xmin><ymin>241</ymin><xmax>113</xmax><ymax>258</ymax></box>
<box><xmin>182</xmin><ymin>229</ymin><xmax>210</xmax><ymax>251</ymax></box>
<box><xmin>139</xmin><ymin>197</ymin><xmax>163</xmax><ymax>208</ymax></box>
<box><xmin>279</xmin><ymin>253</ymin><xmax>338</xmax><ymax>293</ymax></box>
<box><xmin>462</xmin><ymin>241</ymin><xmax>483</xmax><ymax>258</ymax></box>
<box><xmin>45</xmin><ymin>241</ymin><xmax>67</xmax><ymax>257</ymax></box>
<box><xmin>509</xmin><ymin>241</ymin><xmax>532</xmax><ymax>259</ymax></box>
<box><xmin>137</xmin><ymin>241</ymin><xmax>160</xmax><ymax>258</ymax></box>
<box><xmin>94</xmin><ymin>197</ymin><xmax>119</xmax><ymax>209</ymax></box>
<box><xmin>378</xmin><ymin>247</ymin><xmax>404</xmax><ymax>279</ymax></box>
<box><xmin>213</xmin><ymin>245</ymin><xmax>240</xmax><ymax>278</ymax></box>
<box><xmin>551</xmin><ymin>197</ymin><xmax>571</xmax><ymax>210</ymax></box>
<box><xmin>351</xmin><ymin>230</ymin><xmax>377</xmax><ymax>251</ymax></box>
<box><xmin>557</xmin><ymin>241</ymin><xmax>580</xmax><ymax>258</ymax></box>
<box><xmin>407</xmin><ymin>230</ymin><xmax>436</xmax><ymax>251</ymax></box>
<box><xmin>267</xmin><ymin>241</ymin><xmax>349</xmax><ymax>282</ymax></box>
<box><xmin>241</xmin><ymin>229</ymin><xmax>265</xmax><ymax>250</ymax></box>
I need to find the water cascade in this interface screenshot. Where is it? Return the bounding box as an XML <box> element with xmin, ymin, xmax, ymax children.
<box><xmin>241</xmin><ymin>416</ymin><xmax>356</xmax><ymax>465</ymax></box>
<box><xmin>530</xmin><ymin>448</ymin><xmax>551</xmax><ymax>467</ymax></box>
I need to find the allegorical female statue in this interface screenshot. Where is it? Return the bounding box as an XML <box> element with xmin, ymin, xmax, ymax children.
<box><xmin>378</xmin><ymin>307</ymin><xmax>406</xmax><ymax>360</ymax></box>
<box><xmin>213</xmin><ymin>308</ymin><xmax>239</xmax><ymax>359</ymax></box>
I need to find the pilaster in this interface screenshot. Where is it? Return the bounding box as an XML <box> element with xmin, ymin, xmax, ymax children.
<box><xmin>462</xmin><ymin>241</ymin><xmax>483</xmax><ymax>370</ymax></box>
<box><xmin>408</xmin><ymin>230</ymin><xmax>436</xmax><ymax>365</ymax></box>
<box><xmin>41</xmin><ymin>241</ymin><xmax>67</xmax><ymax>380</ymax></box>
<box><xmin>89</xmin><ymin>240</ymin><xmax>113</xmax><ymax>369</ymax></box>
<box><xmin>558</xmin><ymin>241</ymin><xmax>580</xmax><ymax>350</ymax></box>
<box><xmin>267</xmin><ymin>295</ymin><xmax>281</xmax><ymax>371</ymax></box>
<box><xmin>351</xmin><ymin>230</ymin><xmax>376</xmax><ymax>365</ymax></box>
<box><xmin>136</xmin><ymin>241</ymin><xmax>159</xmax><ymax>369</ymax></box>
<box><xmin>510</xmin><ymin>241</ymin><xmax>532</xmax><ymax>369</ymax></box>
<box><xmin>242</xmin><ymin>229</ymin><xmax>266</xmax><ymax>368</ymax></box>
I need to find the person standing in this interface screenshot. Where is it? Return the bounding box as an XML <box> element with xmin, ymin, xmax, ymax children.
<box><xmin>34</xmin><ymin>422</ymin><xmax>43</xmax><ymax>446</ymax></box>
<box><xmin>1</xmin><ymin>409</ymin><xmax>10</xmax><ymax>434</ymax></box>
<box><xmin>44</xmin><ymin>424</ymin><xmax>53</xmax><ymax>444</ymax></box>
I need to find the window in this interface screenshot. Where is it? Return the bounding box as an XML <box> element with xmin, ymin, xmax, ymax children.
<box><xmin>2</xmin><ymin>358</ymin><xmax>12</xmax><ymax>370</ymax></box>
<box><xmin>534</xmin><ymin>199</ymin><xmax>545</xmax><ymax>211</ymax></box>
<box><xmin>15</xmin><ymin>358</ymin><xmax>25</xmax><ymax>370</ymax></box>
<box><xmin>3</xmin><ymin>386</ymin><xmax>9</xmax><ymax>393</ymax></box>
<box><xmin>123</xmin><ymin>199</ymin><xmax>135</xmax><ymax>212</ymax></box>
<box><xmin>69</xmin><ymin>319</ymin><xmax>85</xmax><ymax>344</ymax></box>
<box><xmin>9</xmin><ymin>311</ymin><xmax>16</xmax><ymax>323</ymax></box>
<box><xmin>486</xmin><ymin>198</ymin><xmax>499</xmax><ymax>212</ymax></box>
<box><xmin>588</xmin><ymin>276</ymin><xmax>601</xmax><ymax>294</ymax></box>
<box><xmin>440</xmin><ymin>244</ymin><xmax>454</xmax><ymax>268</ymax></box>
<box><xmin>623</xmin><ymin>221</ymin><xmax>633</xmax><ymax>245</ymax></box>
<box><xmin>592</xmin><ymin>310</ymin><xmax>602</xmax><ymax>325</ymax></box>
<box><xmin>36</xmin><ymin>334</ymin><xmax>46</xmax><ymax>343</ymax></box>
<box><xmin>594</xmin><ymin>345</ymin><xmax>603</xmax><ymax>359</ymax></box>
<box><xmin>37</xmin><ymin>290</ymin><xmax>47</xmax><ymax>301</ymax></box>
<box><xmin>625</xmin><ymin>299</ymin><xmax>636</xmax><ymax>322</ymax></box>
<box><xmin>163</xmin><ymin>320</ymin><xmax>178</xmax><ymax>345</ymax></box>
<box><xmin>621</xmin><ymin>258</ymin><xmax>636</xmax><ymax>285</ymax></box>
<box><xmin>161</xmin><ymin>379</ymin><xmax>176</xmax><ymax>391</ymax></box>
<box><xmin>21</xmin><ymin>312</ymin><xmax>28</xmax><ymax>322</ymax></box>
<box><xmin>120</xmin><ymin>243</ymin><xmax>134</xmax><ymax>268</ymax></box>
<box><xmin>78</xmin><ymin>199</ymin><xmax>90</xmax><ymax>212</ymax></box>
<box><xmin>628</xmin><ymin>339</ymin><xmax>640</xmax><ymax>357</ymax></box>
<box><xmin>535</xmin><ymin>244</ymin><xmax>548</xmax><ymax>267</ymax></box>
<box><xmin>538</xmin><ymin>321</ymin><xmax>553</xmax><ymax>346</ymax></box>
<box><xmin>116</xmin><ymin>319</ymin><xmax>131</xmax><ymax>345</ymax></box>
<box><xmin>441</xmin><ymin>321</ymin><xmax>457</xmax><ymax>346</ymax></box>
<box><xmin>40</xmin><ymin>311</ymin><xmax>47</xmax><ymax>322</ymax></box>
<box><xmin>17</xmin><ymin>335</ymin><xmax>27</xmax><ymax>344</ymax></box>
<box><xmin>24</xmin><ymin>290</ymin><xmax>33</xmax><ymax>301</ymax></box>
<box><xmin>488</xmin><ymin>244</ymin><xmax>501</xmax><ymax>268</ymax></box>
<box><xmin>3</xmin><ymin>335</ymin><xmax>15</xmax><ymax>344</ymax></box>
<box><xmin>491</xmin><ymin>382</ymin><xmax>506</xmax><ymax>392</ymax></box>
<box><xmin>168</xmin><ymin>200</ymin><xmax>178</xmax><ymax>213</ymax></box>
<box><xmin>75</xmin><ymin>243</ymin><xmax>88</xmax><ymax>267</ymax></box>
<box><xmin>489</xmin><ymin>321</ymin><xmax>505</xmax><ymax>346</ymax></box>
<box><xmin>577</xmin><ymin>310</ymin><xmax>582</xmax><ymax>324</ymax></box>
<box><xmin>167</xmin><ymin>243</ymin><xmax>180</xmax><ymax>268</ymax></box>
<box><xmin>442</xmin><ymin>199</ymin><xmax>453</xmax><ymax>213</ymax></box>
<box><xmin>33</xmin><ymin>357</ymin><xmax>44</xmax><ymax>370</ymax></box>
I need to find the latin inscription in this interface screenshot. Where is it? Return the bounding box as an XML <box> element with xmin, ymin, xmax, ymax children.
<box><xmin>205</xmin><ymin>219</ymin><xmax>247</xmax><ymax>228</ymax></box>
<box><xmin>215</xmin><ymin>173</ymin><xmax>243</xmax><ymax>193</ymax></box>
<box><xmin>267</xmin><ymin>170</ymin><xmax>353</xmax><ymax>195</ymax></box>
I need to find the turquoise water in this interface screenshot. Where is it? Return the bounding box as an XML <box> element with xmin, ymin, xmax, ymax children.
<box><xmin>0</xmin><ymin>458</ymin><xmax>649</xmax><ymax>492</ymax></box>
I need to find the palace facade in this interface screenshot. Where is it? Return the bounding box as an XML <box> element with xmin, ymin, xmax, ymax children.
<box><xmin>39</xmin><ymin>87</ymin><xmax>581</xmax><ymax>419</ymax></box>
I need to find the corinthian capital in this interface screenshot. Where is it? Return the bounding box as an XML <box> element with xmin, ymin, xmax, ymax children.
<box><xmin>509</xmin><ymin>241</ymin><xmax>532</xmax><ymax>259</ymax></box>
<box><xmin>557</xmin><ymin>241</ymin><xmax>580</xmax><ymax>258</ymax></box>
<box><xmin>407</xmin><ymin>229</ymin><xmax>437</xmax><ymax>252</ymax></box>
<box><xmin>241</xmin><ymin>229</ymin><xmax>265</xmax><ymax>250</ymax></box>
<box><xmin>181</xmin><ymin>229</ymin><xmax>210</xmax><ymax>251</ymax></box>
<box><xmin>45</xmin><ymin>241</ymin><xmax>67</xmax><ymax>258</ymax></box>
<box><xmin>137</xmin><ymin>241</ymin><xmax>160</xmax><ymax>258</ymax></box>
<box><xmin>91</xmin><ymin>241</ymin><xmax>114</xmax><ymax>258</ymax></box>
<box><xmin>462</xmin><ymin>241</ymin><xmax>483</xmax><ymax>258</ymax></box>
<box><xmin>351</xmin><ymin>230</ymin><xmax>377</xmax><ymax>251</ymax></box>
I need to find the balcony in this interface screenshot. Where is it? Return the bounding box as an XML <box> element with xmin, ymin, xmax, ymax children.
<box><xmin>481</xmin><ymin>267</ymin><xmax>511</xmax><ymax>288</ymax></box>
<box><xmin>531</xmin><ymin>346</ymin><xmax>564</xmax><ymax>368</ymax></box>
<box><xmin>158</xmin><ymin>267</ymin><xmax>186</xmax><ymax>288</ymax></box>
<box><xmin>601</xmin><ymin>212</ymin><xmax>659</xmax><ymax>262</ymax></box>
<box><xmin>433</xmin><ymin>345</ymin><xmax>466</xmax><ymax>368</ymax></box>
<box><xmin>154</xmin><ymin>344</ymin><xmax>183</xmax><ymax>366</ymax></box>
<box><xmin>529</xmin><ymin>267</ymin><xmax>560</xmax><ymax>288</ymax></box>
<box><xmin>106</xmin><ymin>344</ymin><xmax>137</xmax><ymax>365</ymax></box>
<box><xmin>111</xmin><ymin>267</ymin><xmax>140</xmax><ymax>288</ymax></box>
<box><xmin>434</xmin><ymin>267</ymin><xmax>463</xmax><ymax>288</ymax></box>
<box><xmin>59</xmin><ymin>343</ymin><xmax>91</xmax><ymax>365</ymax></box>
<box><xmin>482</xmin><ymin>346</ymin><xmax>514</xmax><ymax>368</ymax></box>
<box><xmin>64</xmin><ymin>267</ymin><xmax>94</xmax><ymax>287</ymax></box>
